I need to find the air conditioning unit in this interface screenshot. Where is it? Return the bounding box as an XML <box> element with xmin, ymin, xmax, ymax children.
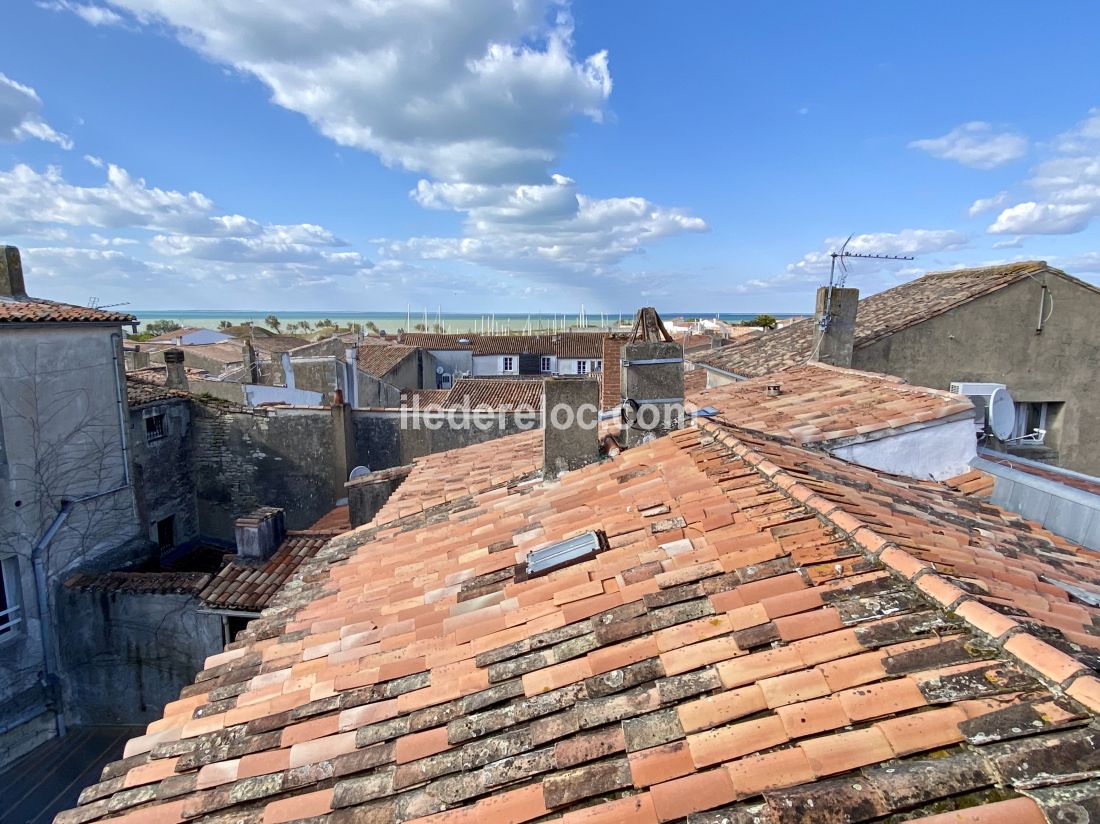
<box><xmin>949</xmin><ymin>381</ymin><xmax>1015</xmax><ymax>440</ymax></box>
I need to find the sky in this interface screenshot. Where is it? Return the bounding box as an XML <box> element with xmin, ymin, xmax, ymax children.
<box><xmin>1</xmin><ymin>1</ymin><xmax>1099</xmax><ymax>314</ymax></box>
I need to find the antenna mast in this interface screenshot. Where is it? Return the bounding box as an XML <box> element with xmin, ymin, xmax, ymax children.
<box><xmin>821</xmin><ymin>235</ymin><xmax>915</xmax><ymax>331</ymax></box>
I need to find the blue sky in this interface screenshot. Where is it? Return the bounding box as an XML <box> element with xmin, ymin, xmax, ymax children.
<box><xmin>2</xmin><ymin>1</ymin><xmax>1099</xmax><ymax>313</ymax></box>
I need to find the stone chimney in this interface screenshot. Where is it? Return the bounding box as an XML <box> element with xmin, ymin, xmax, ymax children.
<box><xmin>543</xmin><ymin>376</ymin><xmax>600</xmax><ymax>479</ymax></box>
<box><xmin>234</xmin><ymin>506</ymin><xmax>286</xmax><ymax>562</ymax></box>
<box><xmin>131</xmin><ymin>345</ymin><xmax>150</xmax><ymax>369</ymax></box>
<box><xmin>1</xmin><ymin>245</ymin><xmax>27</xmax><ymax>298</ymax></box>
<box><xmin>163</xmin><ymin>349</ymin><xmax>189</xmax><ymax>391</ymax></box>
<box><xmin>346</xmin><ymin>465</ymin><xmax>412</xmax><ymax>527</ymax></box>
<box><xmin>811</xmin><ymin>286</ymin><xmax>859</xmax><ymax>367</ymax></box>
<box><xmin>620</xmin><ymin>308</ymin><xmax>684</xmax><ymax>447</ymax></box>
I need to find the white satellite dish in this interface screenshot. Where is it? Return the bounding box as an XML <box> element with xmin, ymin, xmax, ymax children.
<box><xmin>988</xmin><ymin>387</ymin><xmax>1016</xmax><ymax>440</ymax></box>
<box><xmin>348</xmin><ymin>465</ymin><xmax>372</xmax><ymax>481</ymax></box>
<box><xmin>436</xmin><ymin>366</ymin><xmax>444</xmax><ymax>374</ymax></box>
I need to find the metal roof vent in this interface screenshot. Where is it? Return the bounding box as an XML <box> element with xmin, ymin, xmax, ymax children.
<box><xmin>523</xmin><ymin>530</ymin><xmax>608</xmax><ymax>578</ymax></box>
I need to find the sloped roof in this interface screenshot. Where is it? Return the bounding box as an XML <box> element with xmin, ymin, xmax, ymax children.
<box><xmin>444</xmin><ymin>377</ymin><xmax>545</xmax><ymax>410</ymax></box>
<box><xmin>399</xmin><ymin>333</ymin><xmax>476</xmax><ymax>350</ymax></box>
<box><xmin>695</xmin><ymin>261</ymin><xmax>1079</xmax><ymax>378</ymax></box>
<box><xmin>689</xmin><ymin>362</ymin><xmax>975</xmax><ymax>446</ymax></box>
<box><xmin>553</xmin><ymin>332</ymin><xmax>607</xmax><ymax>359</ymax></box>
<box><xmin>60</xmin><ymin>421</ymin><xmax>1100</xmax><ymax>824</ymax></box>
<box><xmin>0</xmin><ymin>295</ymin><xmax>135</xmax><ymax>324</ymax></box>
<box><xmin>125</xmin><ymin>371</ymin><xmax>193</xmax><ymax>407</ymax></box>
<box><xmin>357</xmin><ymin>343</ymin><xmax>418</xmax><ymax>378</ymax></box>
<box><xmin>247</xmin><ymin>335</ymin><xmax>311</xmax><ymax>358</ymax></box>
<box><xmin>472</xmin><ymin>334</ymin><xmax>556</xmax><ymax>356</ymax></box>
<box><xmin>154</xmin><ymin>341</ymin><xmax>245</xmax><ymax>365</ymax></box>
<box><xmin>64</xmin><ymin>571</ymin><xmax>210</xmax><ymax>595</ymax></box>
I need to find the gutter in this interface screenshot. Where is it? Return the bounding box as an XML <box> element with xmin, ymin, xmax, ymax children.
<box><xmin>695</xmin><ymin>362</ymin><xmax>748</xmax><ymax>381</ymax></box>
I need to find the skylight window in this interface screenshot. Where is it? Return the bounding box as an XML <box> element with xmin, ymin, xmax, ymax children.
<box><xmin>524</xmin><ymin>530</ymin><xmax>607</xmax><ymax>578</ymax></box>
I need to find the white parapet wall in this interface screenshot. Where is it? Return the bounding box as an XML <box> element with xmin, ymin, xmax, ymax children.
<box><xmin>830</xmin><ymin>418</ymin><xmax>978</xmax><ymax>482</ymax></box>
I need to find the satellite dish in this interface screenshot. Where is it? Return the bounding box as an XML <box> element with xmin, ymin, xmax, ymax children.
<box><xmin>436</xmin><ymin>366</ymin><xmax>444</xmax><ymax>374</ymax></box>
<box><xmin>349</xmin><ymin>465</ymin><xmax>372</xmax><ymax>481</ymax></box>
<box><xmin>988</xmin><ymin>387</ymin><xmax>1015</xmax><ymax>440</ymax></box>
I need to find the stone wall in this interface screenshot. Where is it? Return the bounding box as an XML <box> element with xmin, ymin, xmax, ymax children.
<box><xmin>190</xmin><ymin>405</ymin><xmax>339</xmax><ymax>540</ymax></box>
<box><xmin>130</xmin><ymin>398</ymin><xmax>199</xmax><ymax>550</ymax></box>
<box><xmin>56</xmin><ymin>585</ymin><xmax>221</xmax><ymax>725</ymax></box>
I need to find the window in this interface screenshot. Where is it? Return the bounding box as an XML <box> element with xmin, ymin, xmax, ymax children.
<box><xmin>594</xmin><ymin>360</ymin><xmax>603</xmax><ymax>373</ymax></box>
<box><xmin>541</xmin><ymin>356</ymin><xmax>552</xmax><ymax>373</ymax></box>
<box><xmin>145</xmin><ymin>412</ymin><xmax>167</xmax><ymax>442</ymax></box>
<box><xmin>441</xmin><ymin>373</ymin><xmax>453</xmax><ymax>390</ymax></box>
<box><xmin>502</xmin><ymin>356</ymin><xmax>514</xmax><ymax>372</ymax></box>
<box><xmin>577</xmin><ymin>360</ymin><xmax>588</xmax><ymax>374</ymax></box>
<box><xmin>1012</xmin><ymin>402</ymin><xmax>1056</xmax><ymax>444</ymax></box>
<box><xmin>0</xmin><ymin>554</ymin><xmax>21</xmax><ymax>637</ymax></box>
<box><xmin>156</xmin><ymin>516</ymin><xmax>175</xmax><ymax>551</ymax></box>
<box><xmin>524</xmin><ymin>531</ymin><xmax>607</xmax><ymax>578</ymax></box>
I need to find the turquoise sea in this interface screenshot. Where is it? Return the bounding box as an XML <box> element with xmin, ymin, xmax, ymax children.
<box><xmin>129</xmin><ymin>310</ymin><xmax>799</xmax><ymax>334</ymax></box>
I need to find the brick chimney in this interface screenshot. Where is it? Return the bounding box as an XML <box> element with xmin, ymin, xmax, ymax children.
<box><xmin>620</xmin><ymin>308</ymin><xmax>684</xmax><ymax>447</ymax></box>
<box><xmin>543</xmin><ymin>376</ymin><xmax>600</xmax><ymax>478</ymax></box>
<box><xmin>163</xmin><ymin>349</ymin><xmax>189</xmax><ymax>391</ymax></box>
<box><xmin>1</xmin><ymin>246</ymin><xmax>27</xmax><ymax>298</ymax></box>
<box><xmin>812</xmin><ymin>286</ymin><xmax>859</xmax><ymax>367</ymax></box>
<box><xmin>234</xmin><ymin>507</ymin><xmax>286</xmax><ymax>562</ymax></box>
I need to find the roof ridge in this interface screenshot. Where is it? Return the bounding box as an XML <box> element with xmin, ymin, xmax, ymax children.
<box><xmin>697</xmin><ymin>418</ymin><xmax>1100</xmax><ymax>715</ymax></box>
<box><xmin>802</xmin><ymin>361</ymin><xmax>973</xmax><ymax>404</ymax></box>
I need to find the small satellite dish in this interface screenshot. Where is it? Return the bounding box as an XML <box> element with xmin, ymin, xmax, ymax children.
<box><xmin>349</xmin><ymin>465</ymin><xmax>372</xmax><ymax>481</ymax></box>
<box><xmin>436</xmin><ymin>366</ymin><xmax>444</xmax><ymax>374</ymax></box>
<box><xmin>988</xmin><ymin>387</ymin><xmax>1016</xmax><ymax>440</ymax></box>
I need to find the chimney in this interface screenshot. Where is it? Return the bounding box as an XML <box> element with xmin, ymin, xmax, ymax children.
<box><xmin>1</xmin><ymin>245</ymin><xmax>27</xmax><ymax>298</ymax></box>
<box><xmin>131</xmin><ymin>345</ymin><xmax>150</xmax><ymax>370</ymax></box>
<box><xmin>620</xmin><ymin>308</ymin><xmax>684</xmax><ymax>448</ymax></box>
<box><xmin>812</xmin><ymin>286</ymin><xmax>859</xmax><ymax>367</ymax></box>
<box><xmin>543</xmin><ymin>376</ymin><xmax>600</xmax><ymax>479</ymax></box>
<box><xmin>163</xmin><ymin>348</ymin><xmax>189</xmax><ymax>391</ymax></box>
<box><xmin>234</xmin><ymin>506</ymin><xmax>286</xmax><ymax>562</ymax></box>
<box><xmin>242</xmin><ymin>339</ymin><xmax>261</xmax><ymax>384</ymax></box>
<box><xmin>346</xmin><ymin>465</ymin><xmax>412</xmax><ymax>527</ymax></box>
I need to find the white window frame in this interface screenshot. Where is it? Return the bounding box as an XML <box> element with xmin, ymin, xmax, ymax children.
<box><xmin>540</xmin><ymin>356</ymin><xmax>552</xmax><ymax>373</ymax></box>
<box><xmin>0</xmin><ymin>554</ymin><xmax>22</xmax><ymax>638</ymax></box>
<box><xmin>502</xmin><ymin>356</ymin><xmax>514</xmax><ymax>373</ymax></box>
<box><xmin>594</xmin><ymin>360</ymin><xmax>603</xmax><ymax>373</ymax></box>
<box><xmin>577</xmin><ymin>360</ymin><xmax>588</xmax><ymax>374</ymax></box>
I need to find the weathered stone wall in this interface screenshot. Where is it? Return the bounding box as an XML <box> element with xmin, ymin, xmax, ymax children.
<box><xmin>129</xmin><ymin>398</ymin><xmax>199</xmax><ymax>550</ymax></box>
<box><xmin>855</xmin><ymin>274</ymin><xmax>1100</xmax><ymax>475</ymax></box>
<box><xmin>352</xmin><ymin>408</ymin><xmax>537</xmax><ymax>469</ymax></box>
<box><xmin>56</xmin><ymin>586</ymin><xmax>221</xmax><ymax>725</ymax></box>
<box><xmin>190</xmin><ymin>405</ymin><xmax>339</xmax><ymax>540</ymax></box>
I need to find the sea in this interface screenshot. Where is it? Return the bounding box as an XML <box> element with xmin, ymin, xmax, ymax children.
<box><xmin>129</xmin><ymin>310</ymin><xmax>798</xmax><ymax>334</ymax></box>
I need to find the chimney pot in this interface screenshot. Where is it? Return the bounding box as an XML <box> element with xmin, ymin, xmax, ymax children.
<box><xmin>234</xmin><ymin>506</ymin><xmax>287</xmax><ymax>562</ymax></box>
<box><xmin>765</xmin><ymin>381</ymin><xmax>782</xmax><ymax>397</ymax></box>
<box><xmin>0</xmin><ymin>246</ymin><xmax>27</xmax><ymax>298</ymax></box>
<box><xmin>163</xmin><ymin>348</ymin><xmax>189</xmax><ymax>391</ymax></box>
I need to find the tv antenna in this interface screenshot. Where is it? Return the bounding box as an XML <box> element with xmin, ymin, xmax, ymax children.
<box><xmin>88</xmin><ymin>297</ymin><xmax>131</xmax><ymax>310</ymax></box>
<box><xmin>820</xmin><ymin>235</ymin><xmax>915</xmax><ymax>331</ymax></box>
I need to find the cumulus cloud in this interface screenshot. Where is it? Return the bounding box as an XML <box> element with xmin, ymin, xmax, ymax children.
<box><xmin>0</xmin><ymin>73</ymin><xmax>72</xmax><ymax>149</ymax></box>
<box><xmin>968</xmin><ymin>191</ymin><xmax>1011</xmax><ymax>217</ymax></box>
<box><xmin>986</xmin><ymin>108</ymin><xmax>1100</xmax><ymax>236</ymax></box>
<box><xmin>910</xmin><ymin>122</ymin><xmax>1028</xmax><ymax>169</ymax></box>
<box><xmin>55</xmin><ymin>0</ymin><xmax>704</xmax><ymax>296</ymax></box>
<box><xmin>38</xmin><ymin>0</ymin><xmax>126</xmax><ymax>26</ymax></box>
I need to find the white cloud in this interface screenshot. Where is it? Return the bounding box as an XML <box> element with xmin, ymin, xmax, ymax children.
<box><xmin>985</xmin><ymin>108</ymin><xmax>1100</xmax><ymax>236</ymax></box>
<box><xmin>38</xmin><ymin>0</ymin><xmax>125</xmax><ymax>26</ymax></box>
<box><xmin>968</xmin><ymin>191</ymin><xmax>1010</xmax><ymax>217</ymax></box>
<box><xmin>56</xmin><ymin>0</ymin><xmax>704</xmax><ymax>296</ymax></box>
<box><xmin>991</xmin><ymin>237</ymin><xmax>1023</xmax><ymax>249</ymax></box>
<box><xmin>0</xmin><ymin>73</ymin><xmax>72</xmax><ymax>149</ymax></box>
<box><xmin>910</xmin><ymin>121</ymin><xmax>1027</xmax><ymax>169</ymax></box>
<box><xmin>988</xmin><ymin>201</ymin><xmax>1094</xmax><ymax>235</ymax></box>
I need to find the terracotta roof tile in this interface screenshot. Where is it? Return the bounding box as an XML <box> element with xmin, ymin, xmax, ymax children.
<box><xmin>125</xmin><ymin>372</ymin><xmax>193</xmax><ymax>407</ymax></box>
<box><xmin>695</xmin><ymin>261</ymin><xmax>1071</xmax><ymax>377</ymax></box>
<box><xmin>0</xmin><ymin>295</ymin><xmax>135</xmax><ymax>324</ymax></box>
<box><xmin>691</xmin><ymin>361</ymin><xmax>974</xmax><ymax>446</ymax></box>
<box><xmin>357</xmin><ymin>343</ymin><xmax>419</xmax><ymax>378</ymax></box>
<box><xmin>58</xmin><ymin>418</ymin><xmax>1100</xmax><ymax>824</ymax></box>
<box><xmin>398</xmin><ymin>333</ymin><xmax>476</xmax><ymax>350</ymax></box>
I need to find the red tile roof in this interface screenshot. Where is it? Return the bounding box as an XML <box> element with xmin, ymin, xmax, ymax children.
<box><xmin>978</xmin><ymin>451</ymin><xmax>1100</xmax><ymax>498</ymax></box>
<box><xmin>60</xmin><ymin>421</ymin><xmax>1100</xmax><ymax>824</ymax></box>
<box><xmin>471</xmin><ymin>334</ymin><xmax>556</xmax><ymax>356</ymax></box>
<box><xmin>0</xmin><ymin>296</ymin><xmax>135</xmax><ymax>324</ymax></box>
<box><xmin>64</xmin><ymin>571</ymin><xmax>210</xmax><ymax>595</ymax></box>
<box><xmin>689</xmin><ymin>362</ymin><xmax>975</xmax><ymax>446</ymax></box>
<box><xmin>357</xmin><ymin>343</ymin><xmax>418</xmax><ymax>378</ymax></box>
<box><xmin>695</xmin><ymin>261</ymin><xmax>1089</xmax><ymax>378</ymax></box>
<box><xmin>126</xmin><ymin>371</ymin><xmax>193</xmax><ymax>407</ymax></box>
<box><xmin>399</xmin><ymin>333</ymin><xmax>476</xmax><ymax>350</ymax></box>
<box><xmin>443</xmin><ymin>377</ymin><xmax>545</xmax><ymax>410</ymax></box>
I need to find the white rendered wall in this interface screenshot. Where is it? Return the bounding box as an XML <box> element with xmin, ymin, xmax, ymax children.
<box><xmin>830</xmin><ymin>418</ymin><xmax>977</xmax><ymax>481</ymax></box>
